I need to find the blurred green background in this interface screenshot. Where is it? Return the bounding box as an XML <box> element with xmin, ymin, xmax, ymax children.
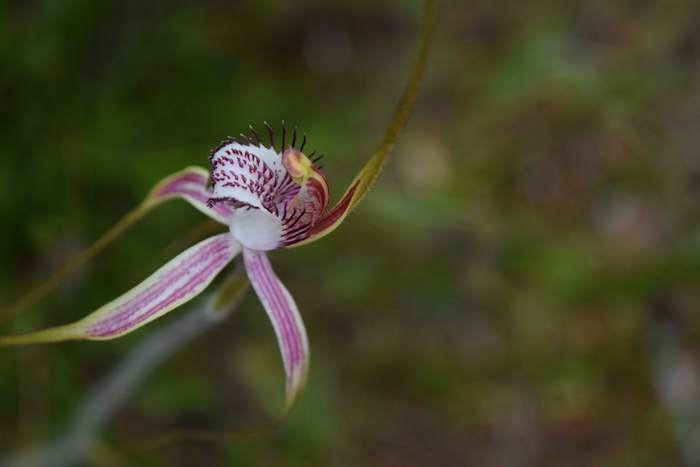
<box><xmin>3</xmin><ymin>0</ymin><xmax>700</xmax><ymax>465</ymax></box>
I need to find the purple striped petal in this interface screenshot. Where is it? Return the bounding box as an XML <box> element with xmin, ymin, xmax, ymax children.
<box><xmin>148</xmin><ymin>166</ymin><xmax>234</xmax><ymax>225</ymax></box>
<box><xmin>0</xmin><ymin>234</ymin><xmax>240</xmax><ymax>345</ymax></box>
<box><xmin>242</xmin><ymin>248</ymin><xmax>309</xmax><ymax>412</ymax></box>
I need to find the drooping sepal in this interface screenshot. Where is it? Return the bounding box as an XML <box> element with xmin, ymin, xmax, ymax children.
<box><xmin>0</xmin><ymin>234</ymin><xmax>240</xmax><ymax>345</ymax></box>
<box><xmin>242</xmin><ymin>248</ymin><xmax>309</xmax><ymax>413</ymax></box>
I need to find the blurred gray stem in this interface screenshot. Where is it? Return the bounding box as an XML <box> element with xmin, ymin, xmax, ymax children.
<box><xmin>650</xmin><ymin>297</ymin><xmax>700</xmax><ymax>467</ymax></box>
<box><xmin>1</xmin><ymin>273</ymin><xmax>247</xmax><ymax>467</ymax></box>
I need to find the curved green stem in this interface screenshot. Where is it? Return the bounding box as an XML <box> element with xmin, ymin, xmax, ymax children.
<box><xmin>349</xmin><ymin>0</ymin><xmax>436</xmax><ymax>211</ymax></box>
<box><xmin>292</xmin><ymin>0</ymin><xmax>436</xmax><ymax>247</ymax></box>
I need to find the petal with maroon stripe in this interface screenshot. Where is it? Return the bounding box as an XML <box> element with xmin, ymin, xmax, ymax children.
<box><xmin>242</xmin><ymin>248</ymin><xmax>309</xmax><ymax>413</ymax></box>
<box><xmin>0</xmin><ymin>234</ymin><xmax>240</xmax><ymax>345</ymax></box>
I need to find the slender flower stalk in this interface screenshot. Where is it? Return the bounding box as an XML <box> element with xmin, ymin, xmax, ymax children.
<box><xmin>0</xmin><ymin>0</ymin><xmax>435</xmax><ymax>414</ymax></box>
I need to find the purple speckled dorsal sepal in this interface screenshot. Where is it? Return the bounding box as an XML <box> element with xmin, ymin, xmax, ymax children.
<box><xmin>148</xmin><ymin>166</ymin><xmax>235</xmax><ymax>225</ymax></box>
<box><xmin>0</xmin><ymin>234</ymin><xmax>240</xmax><ymax>345</ymax></box>
<box><xmin>242</xmin><ymin>248</ymin><xmax>309</xmax><ymax>412</ymax></box>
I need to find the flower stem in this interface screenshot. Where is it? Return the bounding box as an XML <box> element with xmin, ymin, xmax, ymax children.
<box><xmin>349</xmin><ymin>0</ymin><xmax>437</xmax><ymax>212</ymax></box>
<box><xmin>290</xmin><ymin>0</ymin><xmax>437</xmax><ymax>247</ymax></box>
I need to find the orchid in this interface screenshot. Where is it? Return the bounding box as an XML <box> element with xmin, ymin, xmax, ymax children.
<box><xmin>0</xmin><ymin>0</ymin><xmax>434</xmax><ymax>415</ymax></box>
<box><xmin>1</xmin><ymin>131</ymin><xmax>344</xmax><ymax>410</ymax></box>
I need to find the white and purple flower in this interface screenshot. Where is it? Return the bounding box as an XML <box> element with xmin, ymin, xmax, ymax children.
<box><xmin>1</xmin><ymin>124</ymin><xmax>363</xmax><ymax>410</ymax></box>
<box><xmin>0</xmin><ymin>0</ymin><xmax>433</xmax><ymax>416</ymax></box>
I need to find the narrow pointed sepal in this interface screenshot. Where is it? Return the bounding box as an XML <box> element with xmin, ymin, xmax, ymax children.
<box><xmin>146</xmin><ymin>166</ymin><xmax>234</xmax><ymax>225</ymax></box>
<box><xmin>242</xmin><ymin>248</ymin><xmax>309</xmax><ymax>413</ymax></box>
<box><xmin>289</xmin><ymin>0</ymin><xmax>435</xmax><ymax>248</ymax></box>
<box><xmin>0</xmin><ymin>234</ymin><xmax>240</xmax><ymax>346</ymax></box>
<box><xmin>293</xmin><ymin>181</ymin><xmax>359</xmax><ymax>246</ymax></box>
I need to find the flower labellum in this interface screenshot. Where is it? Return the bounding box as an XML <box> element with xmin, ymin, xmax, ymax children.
<box><xmin>208</xmin><ymin>133</ymin><xmax>329</xmax><ymax>251</ymax></box>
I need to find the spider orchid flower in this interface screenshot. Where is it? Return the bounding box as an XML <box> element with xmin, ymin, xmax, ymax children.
<box><xmin>0</xmin><ymin>0</ymin><xmax>434</xmax><ymax>414</ymax></box>
<box><xmin>0</xmin><ymin>126</ymin><xmax>361</xmax><ymax>410</ymax></box>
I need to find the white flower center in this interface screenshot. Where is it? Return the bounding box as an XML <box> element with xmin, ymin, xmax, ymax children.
<box><xmin>230</xmin><ymin>208</ymin><xmax>282</xmax><ymax>251</ymax></box>
<box><xmin>209</xmin><ymin>136</ymin><xmax>330</xmax><ymax>249</ymax></box>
